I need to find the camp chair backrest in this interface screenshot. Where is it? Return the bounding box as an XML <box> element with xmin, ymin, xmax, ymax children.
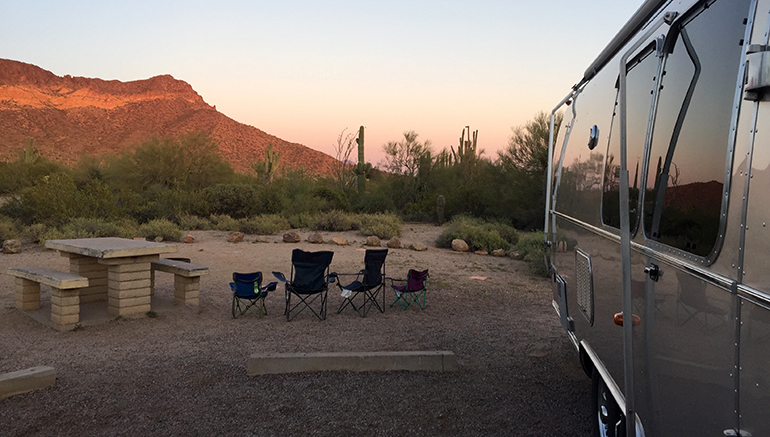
<box><xmin>291</xmin><ymin>249</ymin><xmax>334</xmax><ymax>292</ymax></box>
<box><xmin>362</xmin><ymin>249</ymin><xmax>388</xmax><ymax>286</ymax></box>
<box><xmin>232</xmin><ymin>271</ymin><xmax>263</xmax><ymax>297</ymax></box>
<box><xmin>407</xmin><ymin>269</ymin><xmax>429</xmax><ymax>291</ymax></box>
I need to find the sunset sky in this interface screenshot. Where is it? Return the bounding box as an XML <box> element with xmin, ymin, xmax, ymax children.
<box><xmin>0</xmin><ymin>0</ymin><xmax>642</xmax><ymax>166</ymax></box>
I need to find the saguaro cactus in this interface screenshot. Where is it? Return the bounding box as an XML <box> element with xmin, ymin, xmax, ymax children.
<box><xmin>437</xmin><ymin>195</ymin><xmax>446</xmax><ymax>225</ymax></box>
<box><xmin>356</xmin><ymin>126</ymin><xmax>365</xmax><ymax>194</ymax></box>
<box><xmin>253</xmin><ymin>143</ymin><xmax>281</xmax><ymax>184</ymax></box>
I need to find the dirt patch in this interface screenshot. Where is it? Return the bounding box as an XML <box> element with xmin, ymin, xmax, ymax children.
<box><xmin>0</xmin><ymin>224</ymin><xmax>591</xmax><ymax>436</ymax></box>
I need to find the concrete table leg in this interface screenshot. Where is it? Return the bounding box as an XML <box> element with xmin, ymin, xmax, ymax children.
<box><xmin>67</xmin><ymin>254</ymin><xmax>108</xmax><ymax>303</ymax></box>
<box><xmin>102</xmin><ymin>255</ymin><xmax>158</xmax><ymax>317</ymax></box>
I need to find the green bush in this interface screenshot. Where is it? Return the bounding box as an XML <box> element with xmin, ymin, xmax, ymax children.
<box><xmin>286</xmin><ymin>212</ymin><xmax>316</xmax><ymax>229</ymax></box>
<box><xmin>515</xmin><ymin>231</ymin><xmax>549</xmax><ymax>277</ymax></box>
<box><xmin>0</xmin><ymin>215</ymin><xmax>21</xmax><ymax>241</ymax></box>
<box><xmin>209</xmin><ymin>214</ymin><xmax>240</xmax><ymax>232</ymax></box>
<box><xmin>139</xmin><ymin>219</ymin><xmax>183</xmax><ymax>242</ymax></box>
<box><xmin>238</xmin><ymin>215</ymin><xmax>290</xmax><ymax>235</ymax></box>
<box><xmin>358</xmin><ymin>213</ymin><xmax>401</xmax><ymax>239</ymax></box>
<box><xmin>435</xmin><ymin>215</ymin><xmax>519</xmax><ymax>252</ymax></box>
<box><xmin>201</xmin><ymin>183</ymin><xmax>262</xmax><ymax>218</ymax></box>
<box><xmin>312</xmin><ymin>210</ymin><xmax>356</xmax><ymax>232</ymax></box>
<box><xmin>178</xmin><ymin>214</ymin><xmax>211</xmax><ymax>231</ymax></box>
<box><xmin>60</xmin><ymin>218</ymin><xmax>138</xmax><ymax>239</ymax></box>
<box><xmin>24</xmin><ymin>223</ymin><xmax>64</xmax><ymax>245</ymax></box>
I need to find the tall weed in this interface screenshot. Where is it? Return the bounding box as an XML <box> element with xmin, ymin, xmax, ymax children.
<box><xmin>358</xmin><ymin>213</ymin><xmax>401</xmax><ymax>239</ymax></box>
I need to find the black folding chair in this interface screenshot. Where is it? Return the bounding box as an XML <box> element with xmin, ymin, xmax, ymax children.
<box><xmin>273</xmin><ymin>249</ymin><xmax>335</xmax><ymax>321</ymax></box>
<box><xmin>230</xmin><ymin>272</ymin><xmax>277</xmax><ymax>319</ymax></box>
<box><xmin>335</xmin><ymin>249</ymin><xmax>388</xmax><ymax>317</ymax></box>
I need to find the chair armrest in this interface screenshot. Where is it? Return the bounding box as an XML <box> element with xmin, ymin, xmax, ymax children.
<box><xmin>272</xmin><ymin>271</ymin><xmax>287</xmax><ymax>282</ymax></box>
<box><xmin>385</xmin><ymin>277</ymin><xmax>405</xmax><ymax>285</ymax></box>
<box><xmin>261</xmin><ymin>281</ymin><xmax>278</xmax><ymax>292</ymax></box>
<box><xmin>229</xmin><ymin>282</ymin><xmax>236</xmax><ymax>291</ymax></box>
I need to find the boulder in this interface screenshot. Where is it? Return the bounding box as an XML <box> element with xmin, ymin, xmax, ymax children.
<box><xmin>154</xmin><ymin>236</ymin><xmax>164</xmax><ymax>243</ymax></box>
<box><xmin>307</xmin><ymin>233</ymin><xmax>324</xmax><ymax>244</ymax></box>
<box><xmin>509</xmin><ymin>251</ymin><xmax>525</xmax><ymax>260</ymax></box>
<box><xmin>253</xmin><ymin>236</ymin><xmax>269</xmax><ymax>243</ymax></box>
<box><xmin>283</xmin><ymin>232</ymin><xmax>301</xmax><ymax>243</ymax></box>
<box><xmin>492</xmin><ymin>249</ymin><xmax>506</xmax><ymax>257</ymax></box>
<box><xmin>387</xmin><ymin>237</ymin><xmax>401</xmax><ymax>248</ymax></box>
<box><xmin>410</xmin><ymin>242</ymin><xmax>428</xmax><ymax>251</ymax></box>
<box><xmin>474</xmin><ymin>250</ymin><xmax>488</xmax><ymax>256</ymax></box>
<box><xmin>451</xmin><ymin>239</ymin><xmax>469</xmax><ymax>252</ymax></box>
<box><xmin>183</xmin><ymin>235</ymin><xmax>195</xmax><ymax>244</ymax></box>
<box><xmin>2</xmin><ymin>239</ymin><xmax>21</xmax><ymax>254</ymax></box>
<box><xmin>365</xmin><ymin>236</ymin><xmax>381</xmax><ymax>247</ymax></box>
<box><xmin>228</xmin><ymin>232</ymin><xmax>245</xmax><ymax>243</ymax></box>
<box><xmin>331</xmin><ymin>237</ymin><xmax>349</xmax><ymax>246</ymax></box>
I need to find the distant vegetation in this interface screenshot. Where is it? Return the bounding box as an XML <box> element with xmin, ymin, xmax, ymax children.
<box><xmin>0</xmin><ymin>112</ymin><xmax>558</xmax><ymax>273</ymax></box>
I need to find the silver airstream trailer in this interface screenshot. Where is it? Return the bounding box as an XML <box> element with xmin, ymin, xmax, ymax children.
<box><xmin>545</xmin><ymin>0</ymin><xmax>770</xmax><ymax>435</ymax></box>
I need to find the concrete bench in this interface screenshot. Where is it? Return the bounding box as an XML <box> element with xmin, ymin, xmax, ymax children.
<box><xmin>150</xmin><ymin>258</ymin><xmax>209</xmax><ymax>306</ymax></box>
<box><xmin>8</xmin><ymin>267</ymin><xmax>89</xmax><ymax>331</ymax></box>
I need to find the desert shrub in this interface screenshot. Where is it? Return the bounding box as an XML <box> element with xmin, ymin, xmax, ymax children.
<box><xmin>313</xmin><ymin>186</ymin><xmax>349</xmax><ymax>211</ymax></box>
<box><xmin>238</xmin><ymin>215</ymin><xmax>290</xmax><ymax>235</ymax></box>
<box><xmin>24</xmin><ymin>223</ymin><xmax>64</xmax><ymax>245</ymax></box>
<box><xmin>0</xmin><ymin>152</ymin><xmax>66</xmax><ymax>195</ymax></box>
<box><xmin>358</xmin><ymin>213</ymin><xmax>401</xmax><ymax>239</ymax></box>
<box><xmin>177</xmin><ymin>214</ymin><xmax>211</xmax><ymax>230</ymax></box>
<box><xmin>0</xmin><ymin>215</ymin><xmax>22</xmax><ymax>241</ymax></box>
<box><xmin>201</xmin><ymin>183</ymin><xmax>261</xmax><ymax>218</ymax></box>
<box><xmin>435</xmin><ymin>215</ymin><xmax>518</xmax><ymax>252</ymax></box>
<box><xmin>60</xmin><ymin>218</ymin><xmax>139</xmax><ymax>239</ymax></box>
<box><xmin>104</xmin><ymin>132</ymin><xmax>234</xmax><ymax>192</ymax></box>
<box><xmin>209</xmin><ymin>214</ymin><xmax>240</xmax><ymax>232</ymax></box>
<box><xmin>286</xmin><ymin>212</ymin><xmax>316</xmax><ymax>229</ymax></box>
<box><xmin>515</xmin><ymin>231</ymin><xmax>549</xmax><ymax>277</ymax></box>
<box><xmin>139</xmin><ymin>219</ymin><xmax>182</xmax><ymax>242</ymax></box>
<box><xmin>312</xmin><ymin>210</ymin><xmax>355</xmax><ymax>232</ymax></box>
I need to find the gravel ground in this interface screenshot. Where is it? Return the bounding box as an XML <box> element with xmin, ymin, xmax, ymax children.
<box><xmin>0</xmin><ymin>225</ymin><xmax>592</xmax><ymax>436</ymax></box>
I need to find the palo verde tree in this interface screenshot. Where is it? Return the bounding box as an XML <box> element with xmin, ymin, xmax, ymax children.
<box><xmin>494</xmin><ymin>111</ymin><xmax>563</xmax><ymax>229</ymax></box>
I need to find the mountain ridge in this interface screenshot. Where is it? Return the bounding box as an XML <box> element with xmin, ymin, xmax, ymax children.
<box><xmin>0</xmin><ymin>58</ymin><xmax>338</xmax><ymax>174</ymax></box>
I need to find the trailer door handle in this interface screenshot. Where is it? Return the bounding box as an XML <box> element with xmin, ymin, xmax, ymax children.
<box><xmin>644</xmin><ymin>264</ymin><xmax>662</xmax><ymax>282</ymax></box>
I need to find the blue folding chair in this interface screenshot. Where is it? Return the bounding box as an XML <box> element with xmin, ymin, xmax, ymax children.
<box><xmin>230</xmin><ymin>272</ymin><xmax>277</xmax><ymax>319</ymax></box>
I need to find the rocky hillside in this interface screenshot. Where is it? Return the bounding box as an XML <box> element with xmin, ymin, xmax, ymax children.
<box><xmin>0</xmin><ymin>59</ymin><xmax>338</xmax><ymax>174</ymax></box>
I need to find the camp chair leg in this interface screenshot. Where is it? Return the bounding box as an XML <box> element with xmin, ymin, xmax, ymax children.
<box><xmin>287</xmin><ymin>291</ymin><xmax>327</xmax><ymax>321</ymax></box>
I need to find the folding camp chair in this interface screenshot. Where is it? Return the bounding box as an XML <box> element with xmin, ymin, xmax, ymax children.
<box><xmin>230</xmin><ymin>272</ymin><xmax>277</xmax><ymax>319</ymax></box>
<box><xmin>388</xmin><ymin>269</ymin><xmax>428</xmax><ymax>310</ymax></box>
<box><xmin>335</xmin><ymin>249</ymin><xmax>388</xmax><ymax>317</ymax></box>
<box><xmin>273</xmin><ymin>249</ymin><xmax>335</xmax><ymax>321</ymax></box>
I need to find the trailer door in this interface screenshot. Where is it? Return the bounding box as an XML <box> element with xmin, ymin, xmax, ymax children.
<box><xmin>637</xmin><ymin>0</ymin><xmax>750</xmax><ymax>434</ymax></box>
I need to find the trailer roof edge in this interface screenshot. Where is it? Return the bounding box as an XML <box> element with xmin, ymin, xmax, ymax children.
<box><xmin>582</xmin><ymin>0</ymin><xmax>670</xmax><ymax>83</ymax></box>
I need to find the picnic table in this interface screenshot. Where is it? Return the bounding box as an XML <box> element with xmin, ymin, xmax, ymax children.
<box><xmin>45</xmin><ymin>238</ymin><xmax>177</xmax><ymax>317</ymax></box>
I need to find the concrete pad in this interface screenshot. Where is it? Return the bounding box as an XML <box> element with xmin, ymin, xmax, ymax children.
<box><xmin>0</xmin><ymin>366</ymin><xmax>56</xmax><ymax>399</ymax></box>
<box><xmin>247</xmin><ymin>351</ymin><xmax>459</xmax><ymax>375</ymax></box>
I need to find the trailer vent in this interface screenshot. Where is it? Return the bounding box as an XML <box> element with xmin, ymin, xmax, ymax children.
<box><xmin>575</xmin><ymin>248</ymin><xmax>594</xmax><ymax>325</ymax></box>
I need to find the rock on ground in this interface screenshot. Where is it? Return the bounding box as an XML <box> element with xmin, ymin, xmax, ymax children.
<box><xmin>307</xmin><ymin>233</ymin><xmax>324</xmax><ymax>244</ymax></box>
<box><xmin>2</xmin><ymin>239</ymin><xmax>21</xmax><ymax>254</ymax></box>
<box><xmin>451</xmin><ymin>239</ymin><xmax>469</xmax><ymax>252</ymax></box>
<box><xmin>283</xmin><ymin>232</ymin><xmax>301</xmax><ymax>243</ymax></box>
<box><xmin>227</xmin><ymin>232</ymin><xmax>244</xmax><ymax>243</ymax></box>
<box><xmin>365</xmin><ymin>236</ymin><xmax>381</xmax><ymax>247</ymax></box>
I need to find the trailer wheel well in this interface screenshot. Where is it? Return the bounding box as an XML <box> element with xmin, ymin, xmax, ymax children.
<box><xmin>579</xmin><ymin>343</ymin><xmax>594</xmax><ymax>378</ymax></box>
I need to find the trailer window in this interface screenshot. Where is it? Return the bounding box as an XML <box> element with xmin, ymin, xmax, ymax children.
<box><xmin>643</xmin><ymin>0</ymin><xmax>748</xmax><ymax>257</ymax></box>
<box><xmin>601</xmin><ymin>43</ymin><xmax>658</xmax><ymax>231</ymax></box>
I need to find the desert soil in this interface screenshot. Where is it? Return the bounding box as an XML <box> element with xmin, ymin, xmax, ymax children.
<box><xmin>0</xmin><ymin>224</ymin><xmax>591</xmax><ymax>436</ymax></box>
